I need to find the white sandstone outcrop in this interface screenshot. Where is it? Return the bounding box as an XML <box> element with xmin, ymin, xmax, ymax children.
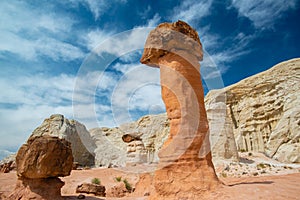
<box><xmin>205</xmin><ymin>58</ymin><xmax>300</xmax><ymax>163</ymax></box>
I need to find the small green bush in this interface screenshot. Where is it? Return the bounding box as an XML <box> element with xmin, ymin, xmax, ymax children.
<box><xmin>91</xmin><ymin>178</ymin><xmax>101</xmax><ymax>185</ymax></box>
<box><xmin>115</xmin><ymin>176</ymin><xmax>122</xmax><ymax>182</ymax></box>
<box><xmin>221</xmin><ymin>172</ymin><xmax>227</xmax><ymax>178</ymax></box>
<box><xmin>123</xmin><ymin>179</ymin><xmax>132</xmax><ymax>192</ymax></box>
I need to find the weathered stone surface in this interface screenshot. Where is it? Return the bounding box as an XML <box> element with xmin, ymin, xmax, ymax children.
<box><xmin>106</xmin><ymin>182</ymin><xmax>128</xmax><ymax>198</ymax></box>
<box><xmin>124</xmin><ymin>139</ymin><xmax>148</xmax><ymax>166</ymax></box>
<box><xmin>205</xmin><ymin>93</ymin><xmax>239</xmax><ymax>163</ymax></box>
<box><xmin>140</xmin><ymin>20</ymin><xmax>219</xmax><ymax>199</ymax></box>
<box><xmin>76</xmin><ymin>183</ymin><xmax>106</xmax><ymax>197</ymax></box>
<box><xmin>205</xmin><ymin>58</ymin><xmax>300</xmax><ymax>163</ymax></box>
<box><xmin>16</xmin><ymin>135</ymin><xmax>73</xmax><ymax>179</ymax></box>
<box><xmin>31</xmin><ymin>114</ymin><xmax>95</xmax><ymax>166</ymax></box>
<box><xmin>90</xmin><ymin>113</ymin><xmax>169</xmax><ymax>167</ymax></box>
<box><xmin>0</xmin><ymin>154</ymin><xmax>16</xmax><ymax>173</ymax></box>
<box><xmin>7</xmin><ymin>178</ymin><xmax>64</xmax><ymax>200</ymax></box>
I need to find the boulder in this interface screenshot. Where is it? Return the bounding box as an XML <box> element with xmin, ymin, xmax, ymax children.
<box><xmin>106</xmin><ymin>182</ymin><xmax>128</xmax><ymax>198</ymax></box>
<box><xmin>76</xmin><ymin>183</ymin><xmax>106</xmax><ymax>197</ymax></box>
<box><xmin>8</xmin><ymin>134</ymin><xmax>73</xmax><ymax>199</ymax></box>
<box><xmin>30</xmin><ymin>114</ymin><xmax>95</xmax><ymax>166</ymax></box>
<box><xmin>16</xmin><ymin>136</ymin><xmax>73</xmax><ymax>178</ymax></box>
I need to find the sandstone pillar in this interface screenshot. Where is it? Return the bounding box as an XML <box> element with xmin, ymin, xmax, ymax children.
<box><xmin>140</xmin><ymin>20</ymin><xmax>219</xmax><ymax>199</ymax></box>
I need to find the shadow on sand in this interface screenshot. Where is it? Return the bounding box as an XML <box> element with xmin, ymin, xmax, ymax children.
<box><xmin>227</xmin><ymin>181</ymin><xmax>274</xmax><ymax>187</ymax></box>
<box><xmin>64</xmin><ymin>196</ymin><xmax>105</xmax><ymax>200</ymax></box>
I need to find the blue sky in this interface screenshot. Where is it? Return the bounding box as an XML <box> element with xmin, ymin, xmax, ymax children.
<box><xmin>0</xmin><ymin>0</ymin><xmax>299</xmax><ymax>159</ymax></box>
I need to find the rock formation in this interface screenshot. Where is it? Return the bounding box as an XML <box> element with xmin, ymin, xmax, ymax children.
<box><xmin>90</xmin><ymin>113</ymin><xmax>169</xmax><ymax>167</ymax></box>
<box><xmin>205</xmin><ymin>58</ymin><xmax>300</xmax><ymax>163</ymax></box>
<box><xmin>16</xmin><ymin>136</ymin><xmax>73</xmax><ymax>178</ymax></box>
<box><xmin>0</xmin><ymin>154</ymin><xmax>16</xmax><ymax>173</ymax></box>
<box><xmin>76</xmin><ymin>182</ymin><xmax>106</xmax><ymax>197</ymax></box>
<box><xmin>140</xmin><ymin>20</ymin><xmax>219</xmax><ymax>199</ymax></box>
<box><xmin>122</xmin><ymin>134</ymin><xmax>148</xmax><ymax>166</ymax></box>
<box><xmin>205</xmin><ymin>92</ymin><xmax>239</xmax><ymax>163</ymax></box>
<box><xmin>8</xmin><ymin>135</ymin><xmax>73</xmax><ymax>200</ymax></box>
<box><xmin>31</xmin><ymin>114</ymin><xmax>95</xmax><ymax>166</ymax></box>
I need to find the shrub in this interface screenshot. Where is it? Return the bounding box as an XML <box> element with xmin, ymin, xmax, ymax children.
<box><xmin>123</xmin><ymin>179</ymin><xmax>132</xmax><ymax>192</ymax></box>
<box><xmin>221</xmin><ymin>172</ymin><xmax>227</xmax><ymax>178</ymax></box>
<box><xmin>257</xmin><ymin>163</ymin><xmax>271</xmax><ymax>170</ymax></box>
<box><xmin>91</xmin><ymin>178</ymin><xmax>101</xmax><ymax>185</ymax></box>
<box><xmin>115</xmin><ymin>176</ymin><xmax>122</xmax><ymax>182</ymax></box>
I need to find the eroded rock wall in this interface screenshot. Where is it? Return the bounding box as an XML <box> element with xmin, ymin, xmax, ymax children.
<box><xmin>205</xmin><ymin>58</ymin><xmax>300</xmax><ymax>163</ymax></box>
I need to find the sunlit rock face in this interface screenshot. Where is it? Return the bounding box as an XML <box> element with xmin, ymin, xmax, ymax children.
<box><xmin>205</xmin><ymin>58</ymin><xmax>300</xmax><ymax>163</ymax></box>
<box><xmin>140</xmin><ymin>20</ymin><xmax>219</xmax><ymax>199</ymax></box>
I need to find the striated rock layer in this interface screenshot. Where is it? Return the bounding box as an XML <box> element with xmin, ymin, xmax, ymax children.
<box><xmin>205</xmin><ymin>58</ymin><xmax>300</xmax><ymax>163</ymax></box>
<box><xmin>90</xmin><ymin>113</ymin><xmax>169</xmax><ymax>167</ymax></box>
<box><xmin>140</xmin><ymin>20</ymin><xmax>219</xmax><ymax>199</ymax></box>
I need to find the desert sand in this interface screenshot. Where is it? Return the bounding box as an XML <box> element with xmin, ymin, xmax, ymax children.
<box><xmin>1</xmin><ymin>152</ymin><xmax>299</xmax><ymax>200</ymax></box>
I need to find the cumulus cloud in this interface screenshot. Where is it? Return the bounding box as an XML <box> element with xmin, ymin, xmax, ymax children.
<box><xmin>231</xmin><ymin>0</ymin><xmax>298</xmax><ymax>28</ymax></box>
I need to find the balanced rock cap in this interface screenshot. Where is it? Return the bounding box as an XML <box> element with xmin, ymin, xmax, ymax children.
<box><xmin>140</xmin><ymin>20</ymin><xmax>203</xmax><ymax>68</ymax></box>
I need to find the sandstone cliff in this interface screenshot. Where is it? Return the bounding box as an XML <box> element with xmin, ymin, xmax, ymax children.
<box><xmin>205</xmin><ymin>58</ymin><xmax>300</xmax><ymax>163</ymax></box>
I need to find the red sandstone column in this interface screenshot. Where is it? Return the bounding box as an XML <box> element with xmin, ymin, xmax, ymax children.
<box><xmin>140</xmin><ymin>20</ymin><xmax>219</xmax><ymax>199</ymax></box>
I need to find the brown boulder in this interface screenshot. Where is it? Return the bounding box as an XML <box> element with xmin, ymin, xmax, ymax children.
<box><xmin>76</xmin><ymin>183</ymin><xmax>106</xmax><ymax>197</ymax></box>
<box><xmin>140</xmin><ymin>20</ymin><xmax>219</xmax><ymax>199</ymax></box>
<box><xmin>106</xmin><ymin>182</ymin><xmax>128</xmax><ymax>198</ymax></box>
<box><xmin>16</xmin><ymin>135</ymin><xmax>73</xmax><ymax>179</ymax></box>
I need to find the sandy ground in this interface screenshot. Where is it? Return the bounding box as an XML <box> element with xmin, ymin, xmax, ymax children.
<box><xmin>1</xmin><ymin>153</ymin><xmax>300</xmax><ymax>200</ymax></box>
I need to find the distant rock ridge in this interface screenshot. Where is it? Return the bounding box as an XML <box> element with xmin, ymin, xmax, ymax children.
<box><xmin>205</xmin><ymin>58</ymin><xmax>300</xmax><ymax>163</ymax></box>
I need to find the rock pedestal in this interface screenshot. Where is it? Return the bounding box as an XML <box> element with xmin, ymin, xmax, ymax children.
<box><xmin>8</xmin><ymin>135</ymin><xmax>73</xmax><ymax>200</ymax></box>
<box><xmin>140</xmin><ymin>20</ymin><xmax>219</xmax><ymax>199</ymax></box>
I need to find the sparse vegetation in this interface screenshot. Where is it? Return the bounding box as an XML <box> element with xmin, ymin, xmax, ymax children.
<box><xmin>123</xmin><ymin>179</ymin><xmax>132</xmax><ymax>192</ymax></box>
<box><xmin>221</xmin><ymin>172</ymin><xmax>227</xmax><ymax>178</ymax></box>
<box><xmin>91</xmin><ymin>178</ymin><xmax>101</xmax><ymax>185</ymax></box>
<box><xmin>240</xmin><ymin>149</ymin><xmax>247</xmax><ymax>153</ymax></box>
<box><xmin>253</xmin><ymin>172</ymin><xmax>259</xmax><ymax>176</ymax></box>
<box><xmin>248</xmin><ymin>152</ymin><xmax>252</xmax><ymax>156</ymax></box>
<box><xmin>257</xmin><ymin>163</ymin><xmax>271</xmax><ymax>170</ymax></box>
<box><xmin>115</xmin><ymin>176</ymin><xmax>122</xmax><ymax>182</ymax></box>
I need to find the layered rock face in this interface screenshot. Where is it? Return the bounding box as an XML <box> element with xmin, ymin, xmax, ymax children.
<box><xmin>90</xmin><ymin>113</ymin><xmax>169</xmax><ymax>167</ymax></box>
<box><xmin>205</xmin><ymin>58</ymin><xmax>300</xmax><ymax>163</ymax></box>
<box><xmin>140</xmin><ymin>20</ymin><xmax>219</xmax><ymax>199</ymax></box>
<box><xmin>31</xmin><ymin>114</ymin><xmax>95</xmax><ymax>166</ymax></box>
<box><xmin>8</xmin><ymin>135</ymin><xmax>73</xmax><ymax>200</ymax></box>
<box><xmin>205</xmin><ymin>93</ymin><xmax>239</xmax><ymax>163</ymax></box>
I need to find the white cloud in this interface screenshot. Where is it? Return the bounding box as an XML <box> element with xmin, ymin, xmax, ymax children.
<box><xmin>110</xmin><ymin>64</ymin><xmax>164</xmax><ymax>124</ymax></box>
<box><xmin>0</xmin><ymin>1</ymin><xmax>85</xmax><ymax>61</ymax></box>
<box><xmin>146</xmin><ymin>13</ymin><xmax>161</xmax><ymax>27</ymax></box>
<box><xmin>171</xmin><ymin>0</ymin><xmax>213</xmax><ymax>25</ymax></box>
<box><xmin>231</xmin><ymin>0</ymin><xmax>298</xmax><ymax>28</ymax></box>
<box><xmin>73</xmin><ymin>0</ymin><xmax>127</xmax><ymax>20</ymax></box>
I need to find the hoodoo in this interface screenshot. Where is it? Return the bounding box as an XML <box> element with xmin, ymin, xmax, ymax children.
<box><xmin>140</xmin><ymin>20</ymin><xmax>219</xmax><ymax>199</ymax></box>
